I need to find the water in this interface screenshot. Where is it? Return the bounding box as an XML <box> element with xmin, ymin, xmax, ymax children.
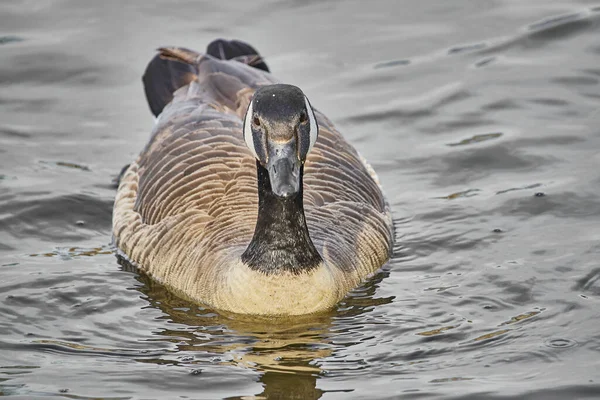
<box><xmin>1</xmin><ymin>0</ymin><xmax>599</xmax><ymax>398</ymax></box>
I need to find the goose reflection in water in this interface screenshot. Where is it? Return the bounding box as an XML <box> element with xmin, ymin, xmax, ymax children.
<box><xmin>120</xmin><ymin>258</ymin><xmax>393</xmax><ymax>399</ymax></box>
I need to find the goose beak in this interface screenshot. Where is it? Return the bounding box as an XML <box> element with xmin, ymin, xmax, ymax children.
<box><xmin>267</xmin><ymin>142</ymin><xmax>301</xmax><ymax>198</ymax></box>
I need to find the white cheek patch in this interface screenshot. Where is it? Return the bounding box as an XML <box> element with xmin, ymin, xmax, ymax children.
<box><xmin>304</xmin><ymin>96</ymin><xmax>318</xmax><ymax>154</ymax></box>
<box><xmin>243</xmin><ymin>100</ymin><xmax>259</xmax><ymax>159</ymax></box>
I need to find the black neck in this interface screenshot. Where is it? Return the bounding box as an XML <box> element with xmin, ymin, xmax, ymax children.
<box><xmin>242</xmin><ymin>161</ymin><xmax>322</xmax><ymax>274</ymax></box>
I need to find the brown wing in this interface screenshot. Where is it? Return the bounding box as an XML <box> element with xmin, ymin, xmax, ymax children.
<box><xmin>303</xmin><ymin>114</ymin><xmax>392</xmax><ymax>275</ymax></box>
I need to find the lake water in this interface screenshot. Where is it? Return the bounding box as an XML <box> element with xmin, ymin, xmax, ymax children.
<box><xmin>1</xmin><ymin>0</ymin><xmax>600</xmax><ymax>399</ymax></box>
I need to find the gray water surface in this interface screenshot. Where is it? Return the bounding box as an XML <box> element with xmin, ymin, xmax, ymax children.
<box><xmin>1</xmin><ymin>1</ymin><xmax>600</xmax><ymax>399</ymax></box>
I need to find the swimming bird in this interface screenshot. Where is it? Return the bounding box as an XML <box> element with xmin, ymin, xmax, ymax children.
<box><xmin>112</xmin><ymin>39</ymin><xmax>393</xmax><ymax>316</ymax></box>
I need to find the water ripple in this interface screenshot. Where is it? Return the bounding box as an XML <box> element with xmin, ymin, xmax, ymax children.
<box><xmin>1</xmin><ymin>1</ymin><xmax>599</xmax><ymax>399</ymax></box>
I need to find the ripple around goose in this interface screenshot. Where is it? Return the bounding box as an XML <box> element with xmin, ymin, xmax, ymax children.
<box><xmin>112</xmin><ymin>39</ymin><xmax>394</xmax><ymax>316</ymax></box>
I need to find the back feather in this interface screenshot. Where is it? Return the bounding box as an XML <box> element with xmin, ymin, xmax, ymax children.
<box><xmin>142</xmin><ymin>39</ymin><xmax>269</xmax><ymax>117</ymax></box>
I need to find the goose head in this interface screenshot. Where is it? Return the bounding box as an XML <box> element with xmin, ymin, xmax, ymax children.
<box><xmin>243</xmin><ymin>84</ymin><xmax>318</xmax><ymax>198</ymax></box>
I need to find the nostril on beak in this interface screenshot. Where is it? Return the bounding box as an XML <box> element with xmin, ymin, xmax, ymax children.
<box><xmin>268</xmin><ymin>156</ymin><xmax>300</xmax><ymax>198</ymax></box>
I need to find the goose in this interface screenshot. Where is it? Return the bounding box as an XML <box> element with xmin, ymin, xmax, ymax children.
<box><xmin>112</xmin><ymin>39</ymin><xmax>393</xmax><ymax>316</ymax></box>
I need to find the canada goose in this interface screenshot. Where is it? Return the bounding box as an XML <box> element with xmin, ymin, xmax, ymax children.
<box><xmin>113</xmin><ymin>39</ymin><xmax>393</xmax><ymax>316</ymax></box>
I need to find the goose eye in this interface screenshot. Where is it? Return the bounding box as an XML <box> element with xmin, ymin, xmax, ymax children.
<box><xmin>253</xmin><ymin>116</ymin><xmax>261</xmax><ymax>127</ymax></box>
<box><xmin>299</xmin><ymin>112</ymin><xmax>308</xmax><ymax>124</ymax></box>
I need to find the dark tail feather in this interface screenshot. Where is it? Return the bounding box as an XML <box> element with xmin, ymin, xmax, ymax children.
<box><xmin>206</xmin><ymin>39</ymin><xmax>269</xmax><ymax>72</ymax></box>
<box><xmin>142</xmin><ymin>48</ymin><xmax>198</xmax><ymax>117</ymax></box>
<box><xmin>142</xmin><ymin>39</ymin><xmax>269</xmax><ymax>117</ymax></box>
